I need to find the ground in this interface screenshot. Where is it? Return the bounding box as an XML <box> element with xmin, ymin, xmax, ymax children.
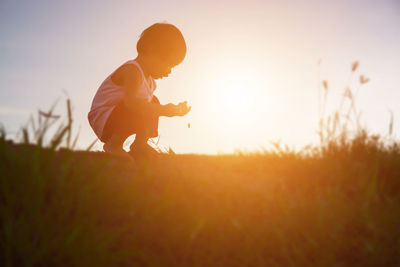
<box><xmin>1</xmin><ymin>140</ymin><xmax>400</xmax><ymax>266</ymax></box>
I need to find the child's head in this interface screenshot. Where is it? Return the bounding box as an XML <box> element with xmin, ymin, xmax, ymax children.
<box><xmin>137</xmin><ymin>23</ymin><xmax>186</xmax><ymax>79</ymax></box>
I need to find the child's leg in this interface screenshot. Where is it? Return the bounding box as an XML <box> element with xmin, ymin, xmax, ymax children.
<box><xmin>103</xmin><ymin>134</ymin><xmax>125</xmax><ymax>153</ymax></box>
<box><xmin>102</xmin><ymin>96</ymin><xmax>161</xmax><ymax>155</ymax></box>
<box><xmin>103</xmin><ymin>134</ymin><xmax>135</xmax><ymax>162</ymax></box>
<box><xmin>131</xmin><ymin>96</ymin><xmax>160</xmax><ymax>149</ymax></box>
<box><xmin>133</xmin><ymin>132</ymin><xmax>149</xmax><ymax>145</ymax></box>
<box><xmin>130</xmin><ymin>131</ymin><xmax>159</xmax><ymax>157</ymax></box>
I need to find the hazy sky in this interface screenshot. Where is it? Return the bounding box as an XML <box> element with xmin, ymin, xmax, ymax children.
<box><xmin>1</xmin><ymin>0</ymin><xmax>399</xmax><ymax>154</ymax></box>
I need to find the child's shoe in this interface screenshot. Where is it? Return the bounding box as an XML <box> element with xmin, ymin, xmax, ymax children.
<box><xmin>129</xmin><ymin>142</ymin><xmax>160</xmax><ymax>159</ymax></box>
<box><xmin>103</xmin><ymin>143</ymin><xmax>135</xmax><ymax>163</ymax></box>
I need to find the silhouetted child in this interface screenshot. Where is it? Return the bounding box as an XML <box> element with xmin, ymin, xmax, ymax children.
<box><xmin>88</xmin><ymin>23</ymin><xmax>191</xmax><ymax>158</ymax></box>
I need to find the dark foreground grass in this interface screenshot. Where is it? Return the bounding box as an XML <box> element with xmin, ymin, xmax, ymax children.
<box><xmin>1</xmin><ymin>133</ymin><xmax>400</xmax><ymax>266</ymax></box>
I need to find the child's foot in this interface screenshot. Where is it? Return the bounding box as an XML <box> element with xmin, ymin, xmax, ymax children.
<box><xmin>103</xmin><ymin>142</ymin><xmax>121</xmax><ymax>153</ymax></box>
<box><xmin>129</xmin><ymin>142</ymin><xmax>160</xmax><ymax>159</ymax></box>
<box><xmin>103</xmin><ymin>143</ymin><xmax>135</xmax><ymax>163</ymax></box>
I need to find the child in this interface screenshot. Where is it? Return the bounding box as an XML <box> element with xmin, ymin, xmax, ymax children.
<box><xmin>88</xmin><ymin>23</ymin><xmax>191</xmax><ymax>158</ymax></box>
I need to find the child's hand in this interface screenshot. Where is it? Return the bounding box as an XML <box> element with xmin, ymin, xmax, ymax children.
<box><xmin>176</xmin><ymin>101</ymin><xmax>191</xmax><ymax>116</ymax></box>
<box><xmin>163</xmin><ymin>102</ymin><xmax>191</xmax><ymax>117</ymax></box>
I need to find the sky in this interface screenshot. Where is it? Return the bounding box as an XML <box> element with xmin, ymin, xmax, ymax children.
<box><xmin>1</xmin><ymin>0</ymin><xmax>399</xmax><ymax>154</ymax></box>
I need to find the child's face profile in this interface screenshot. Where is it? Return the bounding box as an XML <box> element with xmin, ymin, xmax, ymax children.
<box><xmin>145</xmin><ymin>53</ymin><xmax>177</xmax><ymax>80</ymax></box>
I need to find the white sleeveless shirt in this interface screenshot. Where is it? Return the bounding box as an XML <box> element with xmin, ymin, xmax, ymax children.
<box><xmin>88</xmin><ymin>60</ymin><xmax>157</xmax><ymax>140</ymax></box>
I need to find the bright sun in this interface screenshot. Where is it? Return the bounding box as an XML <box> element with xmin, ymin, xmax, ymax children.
<box><xmin>213</xmin><ymin>72</ymin><xmax>257</xmax><ymax>118</ymax></box>
<box><xmin>197</xmin><ymin>59</ymin><xmax>270</xmax><ymax>142</ymax></box>
<box><xmin>190</xmin><ymin>56</ymin><xmax>277</xmax><ymax>153</ymax></box>
<box><xmin>226</xmin><ymin>85</ymin><xmax>249</xmax><ymax>109</ymax></box>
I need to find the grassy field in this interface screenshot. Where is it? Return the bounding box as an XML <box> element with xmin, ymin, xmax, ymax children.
<box><xmin>1</xmin><ymin>129</ymin><xmax>400</xmax><ymax>266</ymax></box>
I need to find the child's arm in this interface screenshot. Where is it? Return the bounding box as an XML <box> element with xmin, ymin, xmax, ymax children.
<box><xmin>116</xmin><ymin>65</ymin><xmax>185</xmax><ymax>117</ymax></box>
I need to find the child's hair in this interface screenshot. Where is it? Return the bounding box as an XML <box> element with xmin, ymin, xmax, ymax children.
<box><xmin>137</xmin><ymin>23</ymin><xmax>187</xmax><ymax>66</ymax></box>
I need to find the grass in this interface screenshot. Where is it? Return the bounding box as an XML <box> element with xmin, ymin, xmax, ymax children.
<box><xmin>1</xmin><ymin>62</ymin><xmax>400</xmax><ymax>266</ymax></box>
